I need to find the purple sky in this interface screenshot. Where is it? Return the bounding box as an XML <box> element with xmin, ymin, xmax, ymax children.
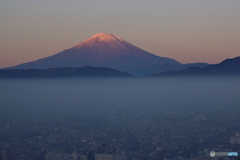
<box><xmin>1</xmin><ymin>0</ymin><xmax>240</xmax><ymax>68</ymax></box>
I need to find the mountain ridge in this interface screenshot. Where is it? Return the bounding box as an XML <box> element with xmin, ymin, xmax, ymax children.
<box><xmin>127</xmin><ymin>62</ymin><xmax>209</xmax><ymax>77</ymax></box>
<box><xmin>147</xmin><ymin>56</ymin><xmax>240</xmax><ymax>77</ymax></box>
<box><xmin>0</xmin><ymin>66</ymin><xmax>133</xmax><ymax>78</ymax></box>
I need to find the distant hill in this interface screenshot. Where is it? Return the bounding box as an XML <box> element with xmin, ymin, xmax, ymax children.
<box><xmin>148</xmin><ymin>56</ymin><xmax>240</xmax><ymax>77</ymax></box>
<box><xmin>6</xmin><ymin>33</ymin><xmax>180</xmax><ymax>71</ymax></box>
<box><xmin>0</xmin><ymin>66</ymin><xmax>133</xmax><ymax>78</ymax></box>
<box><xmin>127</xmin><ymin>63</ymin><xmax>208</xmax><ymax>77</ymax></box>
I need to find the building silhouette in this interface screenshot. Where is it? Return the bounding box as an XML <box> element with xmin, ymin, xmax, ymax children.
<box><xmin>45</xmin><ymin>151</ymin><xmax>63</xmax><ymax>160</ymax></box>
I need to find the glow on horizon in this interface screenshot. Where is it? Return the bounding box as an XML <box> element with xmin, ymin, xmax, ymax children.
<box><xmin>0</xmin><ymin>0</ymin><xmax>240</xmax><ymax>68</ymax></box>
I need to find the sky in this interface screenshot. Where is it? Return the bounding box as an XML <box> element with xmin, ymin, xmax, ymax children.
<box><xmin>1</xmin><ymin>0</ymin><xmax>240</xmax><ymax>68</ymax></box>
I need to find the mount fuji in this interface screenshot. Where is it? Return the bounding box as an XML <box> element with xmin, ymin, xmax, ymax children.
<box><xmin>7</xmin><ymin>33</ymin><xmax>181</xmax><ymax>71</ymax></box>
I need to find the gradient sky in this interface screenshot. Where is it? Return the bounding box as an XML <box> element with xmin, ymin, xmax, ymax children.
<box><xmin>1</xmin><ymin>0</ymin><xmax>240</xmax><ymax>68</ymax></box>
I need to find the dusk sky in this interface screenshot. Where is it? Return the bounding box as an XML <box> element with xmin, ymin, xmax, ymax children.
<box><xmin>1</xmin><ymin>0</ymin><xmax>240</xmax><ymax>68</ymax></box>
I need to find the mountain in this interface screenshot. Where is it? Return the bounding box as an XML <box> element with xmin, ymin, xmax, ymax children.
<box><xmin>0</xmin><ymin>66</ymin><xmax>133</xmax><ymax>78</ymax></box>
<box><xmin>148</xmin><ymin>56</ymin><xmax>240</xmax><ymax>77</ymax></box>
<box><xmin>126</xmin><ymin>63</ymin><xmax>209</xmax><ymax>77</ymax></box>
<box><xmin>6</xmin><ymin>33</ymin><xmax>181</xmax><ymax>71</ymax></box>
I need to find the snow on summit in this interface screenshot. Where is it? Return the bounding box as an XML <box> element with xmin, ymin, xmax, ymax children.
<box><xmin>73</xmin><ymin>33</ymin><xmax>126</xmax><ymax>49</ymax></box>
<box><xmin>90</xmin><ymin>33</ymin><xmax>125</xmax><ymax>42</ymax></box>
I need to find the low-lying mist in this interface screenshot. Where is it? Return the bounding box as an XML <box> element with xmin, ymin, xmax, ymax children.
<box><xmin>1</xmin><ymin>77</ymin><xmax>240</xmax><ymax>119</ymax></box>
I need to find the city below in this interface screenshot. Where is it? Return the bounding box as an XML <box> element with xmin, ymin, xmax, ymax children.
<box><xmin>1</xmin><ymin>104</ymin><xmax>240</xmax><ymax>160</ymax></box>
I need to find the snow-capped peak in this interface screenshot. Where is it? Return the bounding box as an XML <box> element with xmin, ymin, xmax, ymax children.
<box><xmin>73</xmin><ymin>33</ymin><xmax>126</xmax><ymax>49</ymax></box>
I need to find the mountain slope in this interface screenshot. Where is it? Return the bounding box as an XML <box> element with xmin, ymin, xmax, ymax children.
<box><xmin>148</xmin><ymin>56</ymin><xmax>240</xmax><ymax>77</ymax></box>
<box><xmin>7</xmin><ymin>33</ymin><xmax>180</xmax><ymax>71</ymax></box>
<box><xmin>0</xmin><ymin>67</ymin><xmax>133</xmax><ymax>78</ymax></box>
